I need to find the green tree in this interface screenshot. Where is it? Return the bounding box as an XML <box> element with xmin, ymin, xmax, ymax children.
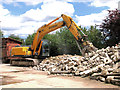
<box><xmin>43</xmin><ymin>28</ymin><xmax>80</xmax><ymax>56</ymax></box>
<box><xmin>43</xmin><ymin>33</ymin><xmax>59</xmax><ymax>56</ymax></box>
<box><xmin>43</xmin><ymin>26</ymin><xmax>105</xmax><ymax>56</ymax></box>
<box><xmin>8</xmin><ymin>34</ymin><xmax>24</xmax><ymax>44</ymax></box>
<box><xmin>25</xmin><ymin>33</ymin><xmax>36</xmax><ymax>45</ymax></box>
<box><xmin>0</xmin><ymin>30</ymin><xmax>3</xmax><ymax>38</ymax></box>
<box><xmin>100</xmin><ymin>9</ymin><xmax>120</xmax><ymax>46</ymax></box>
<box><xmin>84</xmin><ymin>26</ymin><xmax>105</xmax><ymax>48</ymax></box>
<box><xmin>56</xmin><ymin>28</ymin><xmax>80</xmax><ymax>55</ymax></box>
<box><xmin>27</xmin><ymin>25</ymin><xmax>104</xmax><ymax>56</ymax></box>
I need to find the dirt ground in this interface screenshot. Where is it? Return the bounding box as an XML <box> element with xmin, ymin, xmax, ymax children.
<box><xmin>0</xmin><ymin>64</ymin><xmax>120</xmax><ymax>88</ymax></box>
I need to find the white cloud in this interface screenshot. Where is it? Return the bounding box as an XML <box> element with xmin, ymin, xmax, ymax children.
<box><xmin>0</xmin><ymin>1</ymin><xmax>74</xmax><ymax>38</ymax></box>
<box><xmin>0</xmin><ymin>0</ymin><xmax>119</xmax><ymax>9</ymax></box>
<box><xmin>1</xmin><ymin>14</ymin><xmax>47</xmax><ymax>37</ymax></box>
<box><xmin>58</xmin><ymin>0</ymin><xmax>92</xmax><ymax>3</ymax></box>
<box><xmin>0</xmin><ymin>4</ymin><xmax>36</xmax><ymax>36</ymax></box>
<box><xmin>90</xmin><ymin>0</ymin><xmax>119</xmax><ymax>9</ymax></box>
<box><xmin>21</xmin><ymin>1</ymin><xmax>74</xmax><ymax>22</ymax></box>
<box><xmin>75</xmin><ymin>10</ymin><xmax>108</xmax><ymax>27</ymax></box>
<box><xmin>0</xmin><ymin>0</ymin><xmax>119</xmax><ymax>38</ymax></box>
<box><xmin>41</xmin><ymin>1</ymin><xmax>74</xmax><ymax>16</ymax></box>
<box><xmin>74</xmin><ymin>0</ymin><xmax>119</xmax><ymax>27</ymax></box>
<box><xmin>2</xmin><ymin>15</ymin><xmax>22</xmax><ymax>30</ymax></box>
<box><xmin>0</xmin><ymin>5</ymin><xmax>9</xmax><ymax>20</ymax></box>
<box><xmin>64</xmin><ymin>0</ymin><xmax>119</xmax><ymax>9</ymax></box>
<box><xmin>0</xmin><ymin>0</ymin><xmax>57</xmax><ymax>6</ymax></box>
<box><xmin>0</xmin><ymin>0</ymin><xmax>43</xmax><ymax>5</ymax></box>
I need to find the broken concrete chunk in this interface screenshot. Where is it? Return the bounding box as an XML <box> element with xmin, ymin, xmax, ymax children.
<box><xmin>33</xmin><ymin>44</ymin><xmax>120</xmax><ymax>86</ymax></box>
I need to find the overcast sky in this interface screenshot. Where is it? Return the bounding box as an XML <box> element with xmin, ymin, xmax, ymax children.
<box><xmin>0</xmin><ymin>0</ymin><xmax>119</xmax><ymax>38</ymax></box>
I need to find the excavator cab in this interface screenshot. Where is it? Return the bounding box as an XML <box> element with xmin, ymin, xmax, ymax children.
<box><xmin>41</xmin><ymin>40</ymin><xmax>50</xmax><ymax>56</ymax></box>
<box><xmin>11</xmin><ymin>40</ymin><xmax>50</xmax><ymax>57</ymax></box>
<box><xmin>10</xmin><ymin>40</ymin><xmax>50</xmax><ymax>66</ymax></box>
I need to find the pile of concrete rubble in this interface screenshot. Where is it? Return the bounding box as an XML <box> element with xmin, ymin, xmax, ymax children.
<box><xmin>33</xmin><ymin>44</ymin><xmax>120</xmax><ymax>85</ymax></box>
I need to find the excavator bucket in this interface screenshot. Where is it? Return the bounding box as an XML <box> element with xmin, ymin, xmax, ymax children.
<box><xmin>75</xmin><ymin>39</ymin><xmax>98</xmax><ymax>56</ymax></box>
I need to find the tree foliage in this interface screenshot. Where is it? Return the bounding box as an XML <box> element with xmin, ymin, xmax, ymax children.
<box><xmin>43</xmin><ymin>26</ymin><xmax>104</xmax><ymax>56</ymax></box>
<box><xmin>85</xmin><ymin>26</ymin><xmax>105</xmax><ymax>48</ymax></box>
<box><xmin>25</xmin><ymin>33</ymin><xmax>36</xmax><ymax>45</ymax></box>
<box><xmin>8</xmin><ymin>34</ymin><xmax>24</xmax><ymax>44</ymax></box>
<box><xmin>25</xmin><ymin>26</ymin><xmax>104</xmax><ymax>56</ymax></box>
<box><xmin>43</xmin><ymin>28</ymin><xmax>80</xmax><ymax>56</ymax></box>
<box><xmin>100</xmin><ymin>9</ymin><xmax>120</xmax><ymax>46</ymax></box>
<box><xmin>0</xmin><ymin>30</ymin><xmax>3</xmax><ymax>38</ymax></box>
<box><xmin>43</xmin><ymin>33</ymin><xmax>60</xmax><ymax>56</ymax></box>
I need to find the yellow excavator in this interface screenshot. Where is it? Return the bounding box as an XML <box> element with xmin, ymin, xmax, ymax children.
<box><xmin>10</xmin><ymin>14</ymin><xmax>97</xmax><ymax>66</ymax></box>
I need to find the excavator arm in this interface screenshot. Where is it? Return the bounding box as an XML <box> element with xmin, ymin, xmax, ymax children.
<box><xmin>31</xmin><ymin>14</ymin><xmax>97</xmax><ymax>56</ymax></box>
<box><xmin>31</xmin><ymin>20</ymin><xmax>65</xmax><ymax>55</ymax></box>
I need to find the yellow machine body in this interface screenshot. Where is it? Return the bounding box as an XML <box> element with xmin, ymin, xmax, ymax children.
<box><xmin>11</xmin><ymin>47</ymin><xmax>32</xmax><ymax>56</ymax></box>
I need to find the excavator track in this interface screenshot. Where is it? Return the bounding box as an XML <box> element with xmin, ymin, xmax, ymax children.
<box><xmin>10</xmin><ymin>58</ymin><xmax>39</xmax><ymax>66</ymax></box>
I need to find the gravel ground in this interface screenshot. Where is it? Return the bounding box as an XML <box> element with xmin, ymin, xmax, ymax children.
<box><xmin>0</xmin><ymin>64</ymin><xmax>120</xmax><ymax>88</ymax></box>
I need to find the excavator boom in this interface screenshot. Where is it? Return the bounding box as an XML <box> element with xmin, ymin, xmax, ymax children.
<box><xmin>32</xmin><ymin>14</ymin><xmax>97</xmax><ymax>56</ymax></box>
